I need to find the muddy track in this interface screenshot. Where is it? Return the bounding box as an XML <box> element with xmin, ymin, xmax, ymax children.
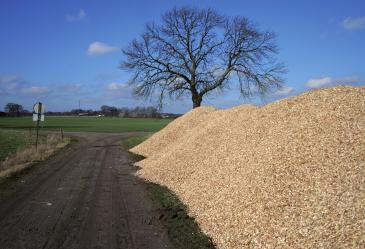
<box><xmin>0</xmin><ymin>132</ymin><xmax>173</xmax><ymax>249</ymax></box>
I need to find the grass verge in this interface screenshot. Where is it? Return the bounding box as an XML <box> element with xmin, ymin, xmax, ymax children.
<box><xmin>0</xmin><ymin>132</ymin><xmax>71</xmax><ymax>179</ymax></box>
<box><xmin>0</xmin><ymin>138</ymin><xmax>74</xmax><ymax>198</ymax></box>
<box><xmin>123</xmin><ymin>135</ymin><xmax>216</xmax><ymax>249</ymax></box>
<box><xmin>0</xmin><ymin>129</ymin><xmax>38</xmax><ymax>162</ymax></box>
<box><xmin>121</xmin><ymin>133</ymin><xmax>153</xmax><ymax>149</ymax></box>
<box><xmin>146</xmin><ymin>183</ymin><xmax>215</xmax><ymax>249</ymax></box>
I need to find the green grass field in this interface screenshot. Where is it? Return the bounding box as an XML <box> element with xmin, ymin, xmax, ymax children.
<box><xmin>0</xmin><ymin>130</ymin><xmax>35</xmax><ymax>162</ymax></box>
<box><xmin>0</xmin><ymin>116</ymin><xmax>171</xmax><ymax>163</ymax></box>
<box><xmin>0</xmin><ymin>116</ymin><xmax>172</xmax><ymax>133</ymax></box>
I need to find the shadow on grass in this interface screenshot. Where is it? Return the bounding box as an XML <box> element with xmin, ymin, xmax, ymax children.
<box><xmin>129</xmin><ymin>153</ymin><xmax>216</xmax><ymax>249</ymax></box>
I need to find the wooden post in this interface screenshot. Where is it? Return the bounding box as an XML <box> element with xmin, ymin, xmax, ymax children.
<box><xmin>35</xmin><ymin>103</ymin><xmax>42</xmax><ymax>151</ymax></box>
<box><xmin>35</xmin><ymin>117</ymin><xmax>40</xmax><ymax>151</ymax></box>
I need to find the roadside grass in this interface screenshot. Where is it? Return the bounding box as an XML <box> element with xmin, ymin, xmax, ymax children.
<box><xmin>121</xmin><ymin>133</ymin><xmax>153</xmax><ymax>149</ymax></box>
<box><xmin>0</xmin><ymin>117</ymin><xmax>172</xmax><ymax>133</ymax></box>
<box><xmin>0</xmin><ymin>130</ymin><xmax>70</xmax><ymax>179</ymax></box>
<box><xmin>146</xmin><ymin>183</ymin><xmax>215</xmax><ymax>249</ymax></box>
<box><xmin>123</xmin><ymin>135</ymin><xmax>216</xmax><ymax>249</ymax></box>
<box><xmin>0</xmin><ymin>129</ymin><xmax>40</xmax><ymax>162</ymax></box>
<box><xmin>0</xmin><ymin>138</ymin><xmax>74</xmax><ymax>198</ymax></box>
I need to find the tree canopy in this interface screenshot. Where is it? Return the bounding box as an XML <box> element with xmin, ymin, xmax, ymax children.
<box><xmin>4</xmin><ymin>103</ymin><xmax>23</xmax><ymax>117</ymax></box>
<box><xmin>122</xmin><ymin>7</ymin><xmax>286</xmax><ymax>108</ymax></box>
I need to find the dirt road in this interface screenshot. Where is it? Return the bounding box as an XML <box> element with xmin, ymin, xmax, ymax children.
<box><xmin>0</xmin><ymin>133</ymin><xmax>173</xmax><ymax>249</ymax></box>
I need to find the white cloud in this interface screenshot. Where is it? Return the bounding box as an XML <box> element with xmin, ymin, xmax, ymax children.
<box><xmin>0</xmin><ymin>75</ymin><xmax>17</xmax><ymax>84</ymax></box>
<box><xmin>342</xmin><ymin>16</ymin><xmax>365</xmax><ymax>30</ymax></box>
<box><xmin>273</xmin><ymin>86</ymin><xmax>294</xmax><ymax>96</ymax></box>
<box><xmin>22</xmin><ymin>86</ymin><xmax>49</xmax><ymax>94</ymax></box>
<box><xmin>0</xmin><ymin>75</ymin><xmax>24</xmax><ymax>90</ymax></box>
<box><xmin>66</xmin><ymin>9</ymin><xmax>86</xmax><ymax>22</ymax></box>
<box><xmin>305</xmin><ymin>76</ymin><xmax>361</xmax><ymax>89</ymax></box>
<box><xmin>306</xmin><ymin>77</ymin><xmax>332</xmax><ymax>88</ymax></box>
<box><xmin>60</xmin><ymin>83</ymin><xmax>82</xmax><ymax>92</ymax></box>
<box><xmin>87</xmin><ymin>41</ymin><xmax>118</xmax><ymax>56</ymax></box>
<box><xmin>106</xmin><ymin>82</ymin><xmax>129</xmax><ymax>91</ymax></box>
<box><xmin>79</xmin><ymin>9</ymin><xmax>86</xmax><ymax>18</ymax></box>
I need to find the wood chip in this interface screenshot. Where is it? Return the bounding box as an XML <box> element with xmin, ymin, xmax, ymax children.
<box><xmin>132</xmin><ymin>86</ymin><xmax>365</xmax><ymax>249</ymax></box>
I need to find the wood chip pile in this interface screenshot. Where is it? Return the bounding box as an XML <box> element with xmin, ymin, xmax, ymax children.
<box><xmin>130</xmin><ymin>106</ymin><xmax>216</xmax><ymax>157</ymax></box>
<box><xmin>131</xmin><ymin>86</ymin><xmax>365</xmax><ymax>249</ymax></box>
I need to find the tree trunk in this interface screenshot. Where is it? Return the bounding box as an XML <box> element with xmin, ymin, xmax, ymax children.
<box><xmin>192</xmin><ymin>94</ymin><xmax>202</xmax><ymax>108</ymax></box>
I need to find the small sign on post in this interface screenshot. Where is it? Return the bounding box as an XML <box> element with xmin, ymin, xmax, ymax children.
<box><xmin>32</xmin><ymin>102</ymin><xmax>45</xmax><ymax>150</ymax></box>
<box><xmin>33</xmin><ymin>102</ymin><xmax>45</xmax><ymax>114</ymax></box>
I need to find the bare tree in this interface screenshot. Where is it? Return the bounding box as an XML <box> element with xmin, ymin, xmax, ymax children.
<box><xmin>4</xmin><ymin>103</ymin><xmax>23</xmax><ymax>117</ymax></box>
<box><xmin>122</xmin><ymin>7</ymin><xmax>286</xmax><ymax>108</ymax></box>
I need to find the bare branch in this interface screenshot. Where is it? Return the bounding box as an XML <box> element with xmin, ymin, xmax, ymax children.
<box><xmin>121</xmin><ymin>7</ymin><xmax>286</xmax><ymax>108</ymax></box>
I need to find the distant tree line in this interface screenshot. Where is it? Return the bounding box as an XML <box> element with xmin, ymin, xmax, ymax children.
<box><xmin>1</xmin><ymin>103</ymin><xmax>30</xmax><ymax>117</ymax></box>
<box><xmin>1</xmin><ymin>102</ymin><xmax>180</xmax><ymax>118</ymax></box>
<box><xmin>98</xmin><ymin>105</ymin><xmax>160</xmax><ymax>118</ymax></box>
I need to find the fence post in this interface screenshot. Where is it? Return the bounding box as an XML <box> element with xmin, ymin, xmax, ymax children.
<box><xmin>35</xmin><ymin>117</ymin><xmax>40</xmax><ymax>151</ymax></box>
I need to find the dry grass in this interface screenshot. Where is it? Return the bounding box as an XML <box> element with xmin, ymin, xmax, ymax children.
<box><xmin>132</xmin><ymin>86</ymin><xmax>365</xmax><ymax>249</ymax></box>
<box><xmin>0</xmin><ymin>134</ymin><xmax>70</xmax><ymax>178</ymax></box>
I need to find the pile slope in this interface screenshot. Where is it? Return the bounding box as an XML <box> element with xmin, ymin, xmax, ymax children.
<box><xmin>130</xmin><ymin>106</ymin><xmax>216</xmax><ymax>157</ymax></box>
<box><xmin>132</xmin><ymin>86</ymin><xmax>365</xmax><ymax>249</ymax></box>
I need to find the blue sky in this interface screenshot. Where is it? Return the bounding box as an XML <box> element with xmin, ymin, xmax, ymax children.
<box><xmin>0</xmin><ymin>0</ymin><xmax>364</xmax><ymax>113</ymax></box>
